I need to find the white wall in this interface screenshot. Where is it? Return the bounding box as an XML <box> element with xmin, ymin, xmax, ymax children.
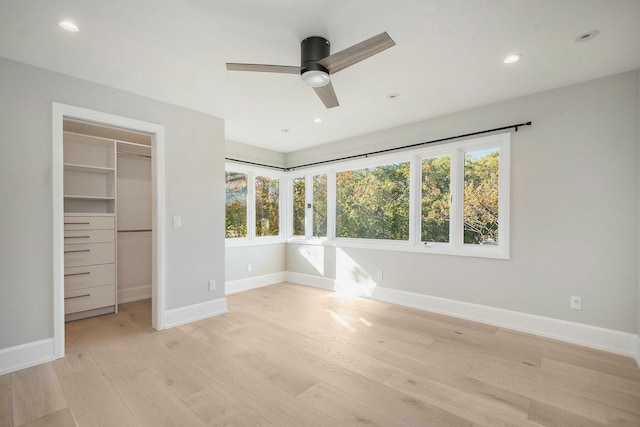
<box><xmin>226</xmin><ymin>139</ymin><xmax>286</xmax><ymax>168</ymax></box>
<box><xmin>286</xmin><ymin>71</ymin><xmax>640</xmax><ymax>334</ymax></box>
<box><xmin>226</xmin><ymin>244</ymin><xmax>286</xmax><ymax>282</ymax></box>
<box><xmin>0</xmin><ymin>57</ymin><xmax>225</xmax><ymax>349</ymax></box>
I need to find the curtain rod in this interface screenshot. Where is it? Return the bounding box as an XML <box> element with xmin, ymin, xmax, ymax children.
<box><xmin>226</xmin><ymin>121</ymin><xmax>532</xmax><ymax>172</ymax></box>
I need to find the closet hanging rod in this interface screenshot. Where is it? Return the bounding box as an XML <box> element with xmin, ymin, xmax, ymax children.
<box><xmin>118</xmin><ymin>229</ymin><xmax>152</xmax><ymax>233</ymax></box>
<box><xmin>117</xmin><ymin>150</ymin><xmax>151</xmax><ymax>159</ymax></box>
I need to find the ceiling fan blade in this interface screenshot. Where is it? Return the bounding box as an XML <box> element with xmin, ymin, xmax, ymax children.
<box><xmin>317</xmin><ymin>32</ymin><xmax>395</xmax><ymax>74</ymax></box>
<box><xmin>226</xmin><ymin>63</ymin><xmax>301</xmax><ymax>74</ymax></box>
<box><xmin>313</xmin><ymin>82</ymin><xmax>340</xmax><ymax>109</ymax></box>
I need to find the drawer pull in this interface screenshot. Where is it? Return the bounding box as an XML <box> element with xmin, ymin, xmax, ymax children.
<box><xmin>64</xmin><ymin>222</ymin><xmax>90</xmax><ymax>225</ymax></box>
<box><xmin>65</xmin><ymin>236</ymin><xmax>91</xmax><ymax>239</ymax></box>
<box><xmin>64</xmin><ymin>249</ymin><xmax>91</xmax><ymax>253</ymax></box>
<box><xmin>64</xmin><ymin>272</ymin><xmax>90</xmax><ymax>277</ymax></box>
<box><xmin>65</xmin><ymin>294</ymin><xmax>91</xmax><ymax>300</ymax></box>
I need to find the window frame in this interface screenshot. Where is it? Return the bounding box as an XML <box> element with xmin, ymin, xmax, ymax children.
<box><xmin>225</xmin><ymin>163</ymin><xmax>285</xmax><ymax>247</ymax></box>
<box><xmin>227</xmin><ymin>132</ymin><xmax>510</xmax><ymax>258</ymax></box>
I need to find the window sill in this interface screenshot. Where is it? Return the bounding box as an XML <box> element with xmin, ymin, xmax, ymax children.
<box><xmin>225</xmin><ymin>237</ymin><xmax>286</xmax><ymax>248</ymax></box>
<box><xmin>286</xmin><ymin>237</ymin><xmax>509</xmax><ymax>260</ymax></box>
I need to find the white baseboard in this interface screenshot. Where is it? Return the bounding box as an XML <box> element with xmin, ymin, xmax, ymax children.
<box><xmin>226</xmin><ymin>272</ymin><xmax>287</xmax><ymax>295</ymax></box>
<box><xmin>285</xmin><ymin>271</ymin><xmax>335</xmax><ymax>291</ymax></box>
<box><xmin>285</xmin><ymin>271</ymin><xmax>639</xmax><ymax>359</ymax></box>
<box><xmin>164</xmin><ymin>297</ymin><xmax>228</xmax><ymax>329</ymax></box>
<box><xmin>118</xmin><ymin>285</ymin><xmax>152</xmax><ymax>304</ymax></box>
<box><xmin>0</xmin><ymin>338</ymin><xmax>55</xmax><ymax>375</ymax></box>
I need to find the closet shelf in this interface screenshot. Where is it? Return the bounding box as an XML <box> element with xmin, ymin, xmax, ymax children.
<box><xmin>64</xmin><ymin>195</ymin><xmax>116</xmax><ymax>201</ymax></box>
<box><xmin>64</xmin><ymin>163</ymin><xmax>115</xmax><ymax>174</ymax></box>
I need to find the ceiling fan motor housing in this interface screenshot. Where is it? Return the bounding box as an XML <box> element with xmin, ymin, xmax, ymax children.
<box><xmin>301</xmin><ymin>36</ymin><xmax>330</xmax><ymax>75</ymax></box>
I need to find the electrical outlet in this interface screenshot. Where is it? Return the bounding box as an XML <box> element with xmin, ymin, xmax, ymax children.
<box><xmin>173</xmin><ymin>216</ymin><xmax>182</xmax><ymax>227</ymax></box>
<box><xmin>376</xmin><ymin>270</ymin><xmax>383</xmax><ymax>280</ymax></box>
<box><xmin>570</xmin><ymin>296</ymin><xmax>581</xmax><ymax>310</ymax></box>
<box><xmin>248</xmin><ymin>264</ymin><xmax>252</xmax><ymax>272</ymax></box>
<box><xmin>208</xmin><ymin>280</ymin><xmax>216</xmax><ymax>291</ymax></box>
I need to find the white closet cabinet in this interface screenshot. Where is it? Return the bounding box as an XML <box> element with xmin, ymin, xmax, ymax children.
<box><xmin>63</xmin><ymin>131</ymin><xmax>117</xmax><ymax>320</ymax></box>
<box><xmin>63</xmin><ymin>122</ymin><xmax>152</xmax><ymax>321</ymax></box>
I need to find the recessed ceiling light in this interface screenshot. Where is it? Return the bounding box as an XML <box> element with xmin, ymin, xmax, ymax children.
<box><xmin>387</xmin><ymin>93</ymin><xmax>400</xmax><ymax>100</ymax></box>
<box><xmin>313</xmin><ymin>118</ymin><xmax>322</xmax><ymax>123</ymax></box>
<box><xmin>57</xmin><ymin>20</ymin><xmax>79</xmax><ymax>32</ymax></box>
<box><xmin>503</xmin><ymin>53</ymin><xmax>522</xmax><ymax>64</ymax></box>
<box><xmin>575</xmin><ymin>29</ymin><xmax>600</xmax><ymax>43</ymax></box>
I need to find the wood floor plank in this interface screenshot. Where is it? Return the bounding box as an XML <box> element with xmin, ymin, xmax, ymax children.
<box><xmin>178</xmin><ymin>321</ymin><xmax>252</xmax><ymax>357</ymax></box>
<box><xmin>297</xmin><ymin>381</ymin><xmax>410</xmax><ymax>427</ymax></box>
<box><xmin>153</xmin><ymin>328</ymin><xmax>340</xmax><ymax>427</ymax></box>
<box><xmin>108</xmin><ymin>317</ymin><xmax>217</xmax><ymax>400</ymax></box>
<box><xmin>18</xmin><ymin>407</ymin><xmax>77</xmax><ymax>427</ymax></box>
<box><xmin>56</xmin><ymin>370</ymin><xmax>139</xmax><ymax>427</ymax></box>
<box><xmin>385</xmin><ymin>370</ymin><xmax>540</xmax><ymax>427</ymax></box>
<box><xmin>467</xmin><ymin>358</ymin><xmax>640</xmax><ymax>425</ymax></box>
<box><xmin>10</xmin><ymin>364</ymin><xmax>67</xmax><ymax>426</ymax></box>
<box><xmin>541</xmin><ymin>357</ymin><xmax>640</xmax><ymax>398</ymax></box>
<box><xmin>111</xmin><ymin>369</ymin><xmax>207</xmax><ymax>427</ymax></box>
<box><xmin>183</xmin><ymin>382</ymin><xmax>294</xmax><ymax>426</ymax></box>
<box><xmin>231</xmin><ymin>347</ymin><xmax>322</xmax><ymax>396</ymax></box>
<box><xmin>118</xmin><ymin>299</ymin><xmax>155</xmax><ymax>334</ymax></box>
<box><xmin>384</xmin><ymin>303</ymin><xmax>500</xmax><ymax>334</ymax></box>
<box><xmin>0</xmin><ymin>374</ymin><xmax>12</xmax><ymax>427</ymax></box>
<box><xmin>78</xmin><ymin>316</ymin><xmax>146</xmax><ymax>381</ymax></box>
<box><xmin>528</xmin><ymin>401</ymin><xmax>606</xmax><ymax>427</ymax></box>
<box><xmin>226</xmin><ymin>327</ymin><xmax>473</xmax><ymax>427</ymax></box>
<box><xmin>7</xmin><ymin>283</ymin><xmax>638</xmax><ymax>427</ymax></box>
<box><xmin>53</xmin><ymin>329</ymin><xmax>101</xmax><ymax>379</ymax></box>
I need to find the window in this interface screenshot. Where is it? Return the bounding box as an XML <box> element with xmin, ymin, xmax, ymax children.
<box><xmin>421</xmin><ymin>156</ymin><xmax>450</xmax><ymax>243</ymax></box>
<box><xmin>228</xmin><ymin>132</ymin><xmax>509</xmax><ymax>258</ymax></box>
<box><xmin>292</xmin><ymin>177</ymin><xmax>306</xmax><ymax>236</ymax></box>
<box><xmin>312</xmin><ymin>174</ymin><xmax>327</xmax><ymax>237</ymax></box>
<box><xmin>464</xmin><ymin>148</ymin><xmax>500</xmax><ymax>245</ymax></box>
<box><xmin>336</xmin><ymin>162</ymin><xmax>410</xmax><ymax>240</ymax></box>
<box><xmin>225</xmin><ymin>171</ymin><xmax>247</xmax><ymax>238</ymax></box>
<box><xmin>255</xmin><ymin>176</ymin><xmax>280</xmax><ymax>237</ymax></box>
<box><xmin>225</xmin><ymin>166</ymin><xmax>283</xmax><ymax>243</ymax></box>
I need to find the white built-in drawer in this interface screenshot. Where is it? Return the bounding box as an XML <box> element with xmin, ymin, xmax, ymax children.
<box><xmin>64</xmin><ymin>242</ymin><xmax>115</xmax><ymax>267</ymax></box>
<box><xmin>64</xmin><ymin>216</ymin><xmax>115</xmax><ymax>231</ymax></box>
<box><xmin>64</xmin><ymin>229</ymin><xmax>115</xmax><ymax>245</ymax></box>
<box><xmin>64</xmin><ymin>284</ymin><xmax>115</xmax><ymax>314</ymax></box>
<box><xmin>64</xmin><ymin>263</ymin><xmax>116</xmax><ymax>291</ymax></box>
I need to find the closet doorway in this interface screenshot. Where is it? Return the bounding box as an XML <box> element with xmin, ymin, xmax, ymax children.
<box><xmin>52</xmin><ymin>103</ymin><xmax>166</xmax><ymax>359</ymax></box>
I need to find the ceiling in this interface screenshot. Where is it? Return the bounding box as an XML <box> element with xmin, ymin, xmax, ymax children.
<box><xmin>0</xmin><ymin>1</ymin><xmax>639</xmax><ymax>153</ymax></box>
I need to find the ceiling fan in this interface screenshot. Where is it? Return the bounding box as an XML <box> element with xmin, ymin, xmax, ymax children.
<box><xmin>226</xmin><ymin>32</ymin><xmax>395</xmax><ymax>109</ymax></box>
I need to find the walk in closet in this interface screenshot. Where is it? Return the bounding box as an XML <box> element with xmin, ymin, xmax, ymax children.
<box><xmin>63</xmin><ymin>119</ymin><xmax>152</xmax><ymax>321</ymax></box>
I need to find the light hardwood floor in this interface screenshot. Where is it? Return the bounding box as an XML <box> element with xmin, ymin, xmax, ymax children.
<box><xmin>1</xmin><ymin>282</ymin><xmax>640</xmax><ymax>426</ymax></box>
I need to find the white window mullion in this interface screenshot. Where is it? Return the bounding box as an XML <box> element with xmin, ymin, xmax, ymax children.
<box><xmin>327</xmin><ymin>169</ymin><xmax>336</xmax><ymax>240</ymax></box>
<box><xmin>305</xmin><ymin>173</ymin><xmax>313</xmax><ymax>239</ymax></box>
<box><xmin>280</xmin><ymin>176</ymin><xmax>287</xmax><ymax>239</ymax></box>
<box><xmin>450</xmin><ymin>149</ymin><xmax>464</xmax><ymax>248</ymax></box>
<box><xmin>409</xmin><ymin>155</ymin><xmax>421</xmax><ymax>246</ymax></box>
<box><xmin>247</xmin><ymin>171</ymin><xmax>256</xmax><ymax>241</ymax></box>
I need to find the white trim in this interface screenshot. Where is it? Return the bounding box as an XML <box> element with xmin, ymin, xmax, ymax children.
<box><xmin>0</xmin><ymin>339</ymin><xmax>55</xmax><ymax>376</ymax></box>
<box><xmin>285</xmin><ymin>271</ymin><xmax>335</xmax><ymax>291</ymax></box>
<box><xmin>118</xmin><ymin>285</ymin><xmax>152</xmax><ymax>304</ymax></box>
<box><xmin>52</xmin><ymin>103</ymin><xmax>167</xmax><ymax>360</ymax></box>
<box><xmin>225</xmin><ymin>272</ymin><xmax>286</xmax><ymax>295</ymax></box>
<box><xmin>164</xmin><ymin>298</ymin><xmax>228</xmax><ymax>328</ymax></box>
<box><xmin>285</xmin><ymin>272</ymin><xmax>639</xmax><ymax>358</ymax></box>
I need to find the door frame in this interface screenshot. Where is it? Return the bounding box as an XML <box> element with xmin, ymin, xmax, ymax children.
<box><xmin>52</xmin><ymin>102</ymin><xmax>167</xmax><ymax>358</ymax></box>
